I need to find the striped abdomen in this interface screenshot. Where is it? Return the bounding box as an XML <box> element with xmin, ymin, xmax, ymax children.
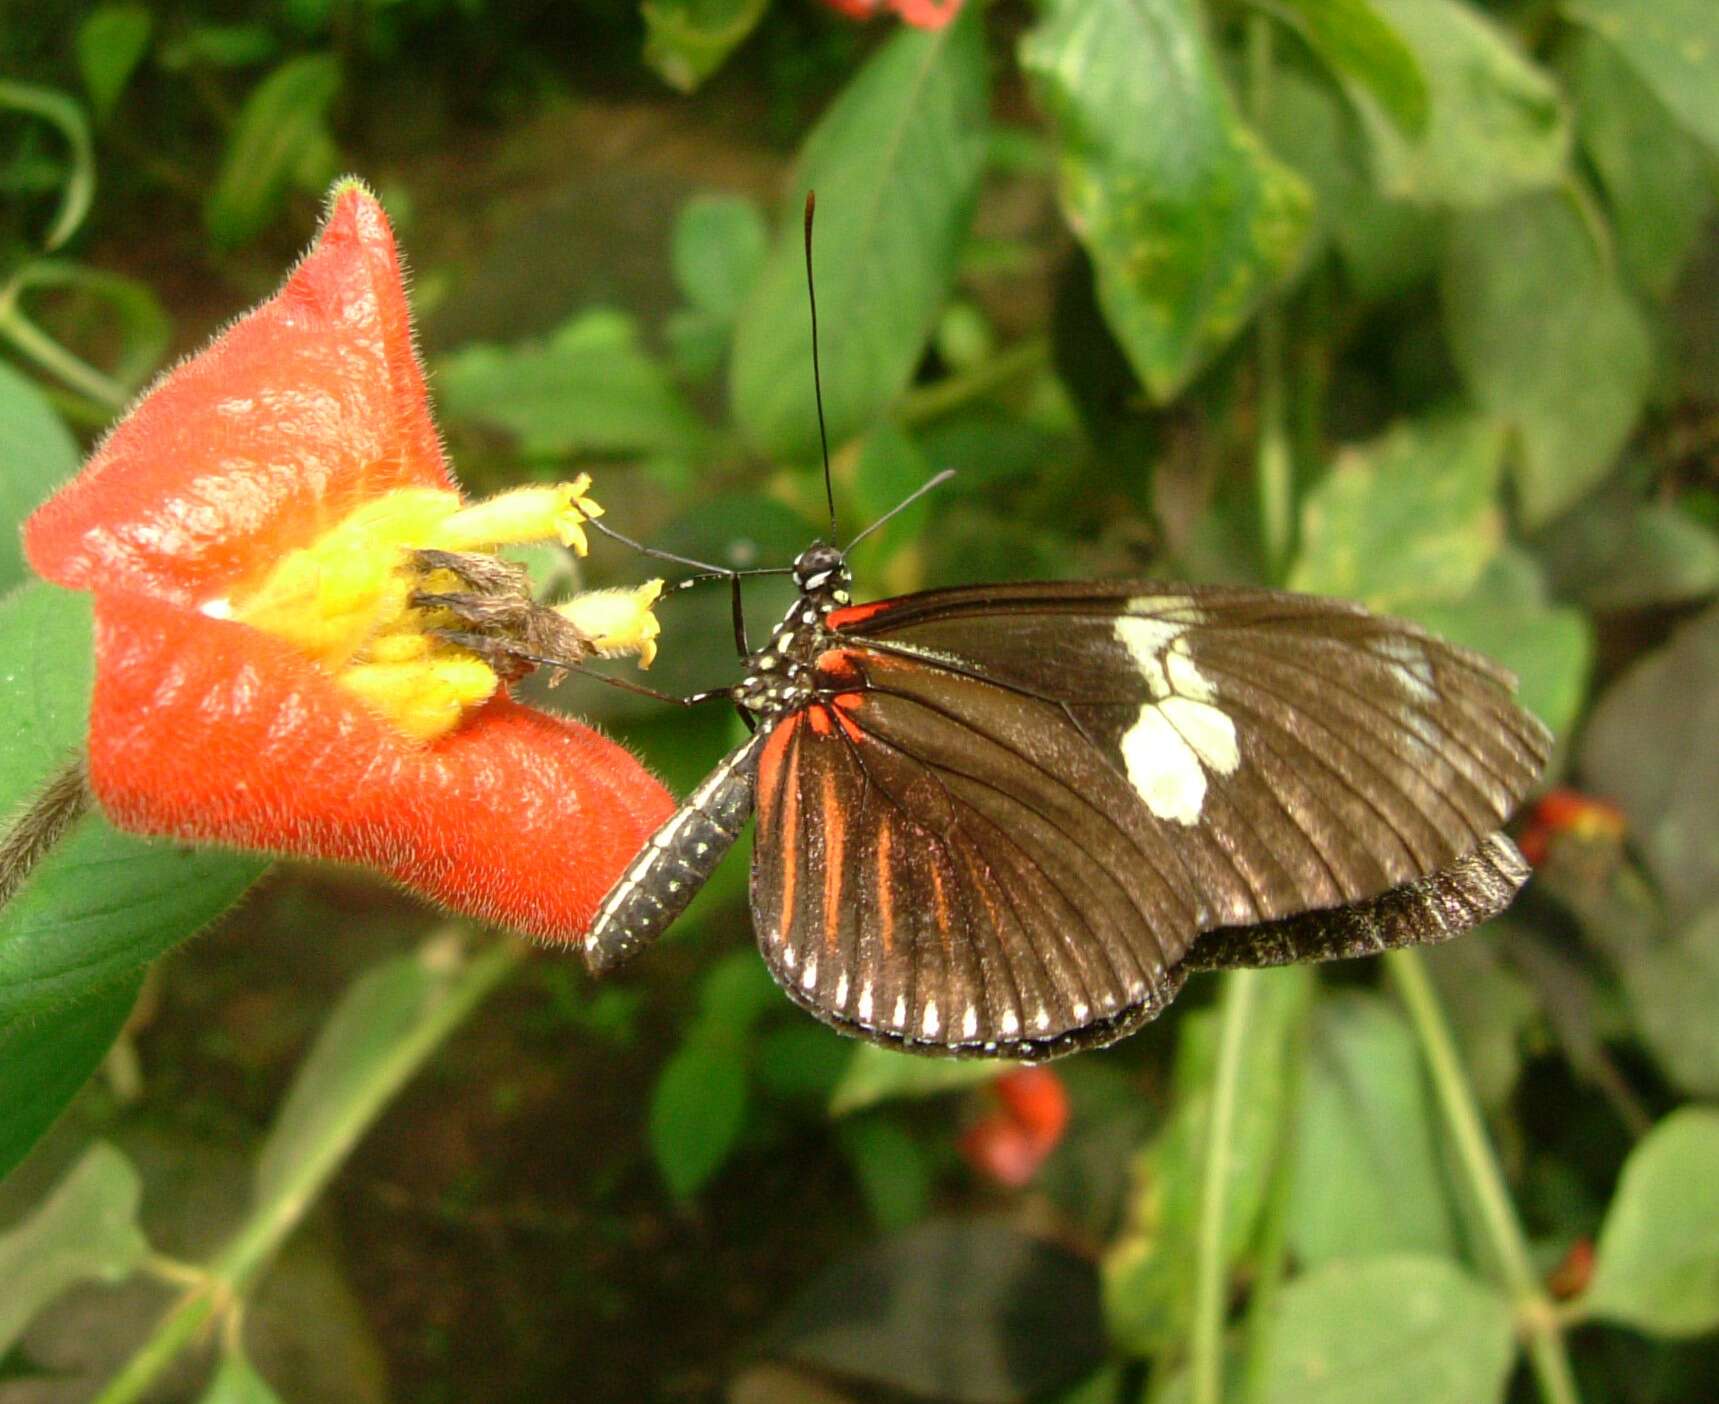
<box><xmin>582</xmin><ymin>734</ymin><xmax>762</xmax><ymax>976</ymax></box>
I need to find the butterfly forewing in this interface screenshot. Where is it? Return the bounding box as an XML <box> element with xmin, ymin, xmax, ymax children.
<box><xmin>742</xmin><ymin>582</ymin><xmax>1548</xmax><ymax>1057</ymax></box>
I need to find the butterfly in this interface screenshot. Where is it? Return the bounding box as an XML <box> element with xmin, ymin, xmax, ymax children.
<box><xmin>578</xmin><ymin>540</ymin><xmax>1547</xmax><ymax>1059</ymax></box>
<box><xmin>570</xmin><ymin>197</ymin><xmax>1547</xmax><ymax>1060</ymax></box>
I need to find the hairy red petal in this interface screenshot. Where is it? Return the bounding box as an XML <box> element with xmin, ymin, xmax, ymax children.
<box><xmin>25</xmin><ymin>186</ymin><xmax>452</xmax><ymax>605</ymax></box>
<box><xmin>86</xmin><ymin>589</ymin><xmax>674</xmax><ymax>938</ymax></box>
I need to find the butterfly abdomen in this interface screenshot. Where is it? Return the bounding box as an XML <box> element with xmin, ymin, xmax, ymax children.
<box><xmin>582</xmin><ymin>735</ymin><xmax>761</xmax><ymax>975</ymax></box>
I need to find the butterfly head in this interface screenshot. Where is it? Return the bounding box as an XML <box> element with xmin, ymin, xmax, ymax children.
<box><xmin>792</xmin><ymin>543</ymin><xmax>850</xmax><ymax>604</ymax></box>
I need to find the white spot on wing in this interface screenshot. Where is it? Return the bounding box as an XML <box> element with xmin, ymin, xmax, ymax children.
<box><xmin>834</xmin><ymin>972</ymin><xmax>849</xmax><ymax>1008</ymax></box>
<box><xmin>801</xmin><ymin>955</ymin><xmax>818</xmax><ymax>990</ymax></box>
<box><xmin>858</xmin><ymin>983</ymin><xmax>874</xmax><ymax>1021</ymax></box>
<box><xmin>961</xmin><ymin>1006</ymin><xmax>978</xmax><ymax>1039</ymax></box>
<box><xmin>1115</xmin><ymin>614</ymin><xmax>1239</xmax><ymax>826</ymax></box>
<box><xmin>891</xmin><ymin>995</ymin><xmax>908</xmax><ymax>1028</ymax></box>
<box><xmin>922</xmin><ymin>1001</ymin><xmax>940</xmax><ymax>1038</ymax></box>
<box><xmin>1001</xmin><ymin>1010</ymin><xmax>1020</xmax><ymax>1037</ymax></box>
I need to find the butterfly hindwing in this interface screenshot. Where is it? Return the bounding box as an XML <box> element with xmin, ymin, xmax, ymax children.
<box><xmin>750</xmin><ymin>681</ymin><xmax>1193</xmax><ymax>1057</ymax></box>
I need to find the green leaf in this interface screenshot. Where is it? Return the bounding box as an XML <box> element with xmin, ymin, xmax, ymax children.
<box><xmin>1288</xmin><ymin>993</ymin><xmax>1458</xmax><ymax>1268</ymax></box>
<box><xmin>204</xmin><ymin>54</ymin><xmax>341</xmax><ymax>251</ymax></box>
<box><xmin>436</xmin><ymin>309</ymin><xmax>706</xmax><ymax>460</ymax></box>
<box><xmin>642</xmin><ymin>0</ymin><xmax>769</xmax><ymax>94</ymax></box>
<box><xmin>1258</xmin><ymin>1256</ymin><xmax>1515</xmax><ymax>1404</ymax></box>
<box><xmin>0</xmin><ymin>583</ymin><xmax>268</xmax><ymax>1027</ymax></box>
<box><xmin>1567</xmin><ymin>32</ymin><xmax>1714</xmax><ymax>298</ymax></box>
<box><xmin>730</xmin><ymin>8</ymin><xmax>988</xmax><ymax>460</ymax></box>
<box><xmin>837</xmin><ymin>1116</ymin><xmax>931</xmax><ymax>1232</ymax></box>
<box><xmin>1612</xmin><ymin>904</ymin><xmax>1719</xmax><ymax>1098</ymax></box>
<box><xmin>1584</xmin><ymin>1108</ymin><xmax>1719</xmax><ymax>1336</ymax></box>
<box><xmin>649</xmin><ymin>1038</ymin><xmax>749</xmax><ymax>1199</ymax></box>
<box><xmin>1289</xmin><ymin>411</ymin><xmax>1505</xmax><ymax>611</ymax></box>
<box><xmin>849</xmin><ymin>422</ymin><xmax>935</xmax><ymax>575</ymax></box>
<box><xmin>1579</xmin><ymin>602</ymin><xmax>1719</xmax><ymax>923</ymax></box>
<box><xmin>1257</xmin><ymin>0</ymin><xmax>1429</xmax><ymax>136</ymax></box>
<box><xmin>1357</xmin><ymin>0</ymin><xmax>1570</xmax><ymax>208</ymax></box>
<box><xmin>0</xmin><ymin>81</ymin><xmax>96</xmax><ymax>250</ymax></box>
<box><xmin>1565</xmin><ymin>0</ymin><xmax>1719</xmax><ymax>156</ymax></box>
<box><xmin>253</xmin><ymin>952</ymin><xmax>444</xmax><ymax>1206</ymax></box>
<box><xmin>75</xmin><ymin>5</ymin><xmax>153</xmax><ymax>123</ymax></box>
<box><xmin>1539</xmin><ymin>498</ymin><xmax>1719</xmax><ymax>611</ymax></box>
<box><xmin>692</xmin><ymin>948</ymin><xmax>779</xmax><ymax>1041</ymax></box>
<box><xmin>0</xmin><ymin>1142</ymin><xmax>148</xmax><ymax>1352</ymax></box>
<box><xmin>0</xmin><ymin>974</ymin><xmax>139</xmax><ymax>1182</ymax></box>
<box><xmin>1262</xmin><ymin>67</ymin><xmax>1445</xmax><ymax>301</ymax></box>
<box><xmin>828</xmin><ymin>1043</ymin><xmax>1003</xmax><ymax>1117</ymax></box>
<box><xmin>1021</xmin><ymin>0</ymin><xmax>1313</xmax><ymax>401</ymax></box>
<box><xmin>0</xmin><ymin>360</ymin><xmax>80</xmax><ymax>594</ymax></box>
<box><xmin>158</xmin><ymin>23</ymin><xmax>279</xmax><ymax>71</ymax></box>
<box><xmin>1104</xmin><ymin>967</ymin><xmax>1310</xmax><ymax>1353</ymax></box>
<box><xmin>1408</xmin><ymin>547</ymin><xmax>1592</xmax><ymax>741</ymax></box>
<box><xmin>672</xmin><ymin>193</ymin><xmax>768</xmax><ymax>323</ymax></box>
<box><xmin>768</xmin><ymin>1220</ymin><xmax>1106</xmax><ymax>1403</ymax></box>
<box><xmin>199</xmin><ymin>1350</ymin><xmax>285</xmax><ymax>1404</ymax></box>
<box><xmin>1443</xmin><ymin>191</ymin><xmax>1652</xmax><ymax>526</ymax></box>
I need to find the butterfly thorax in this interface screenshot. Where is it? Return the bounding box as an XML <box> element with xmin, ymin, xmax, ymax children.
<box><xmin>730</xmin><ymin>544</ymin><xmax>853</xmax><ymax>722</ymax></box>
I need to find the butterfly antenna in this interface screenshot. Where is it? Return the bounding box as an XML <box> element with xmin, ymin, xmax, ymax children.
<box><xmin>804</xmin><ymin>191</ymin><xmax>836</xmax><ymax>542</ymax></box>
<box><xmin>845</xmin><ymin>469</ymin><xmax>957</xmax><ymax>553</ymax></box>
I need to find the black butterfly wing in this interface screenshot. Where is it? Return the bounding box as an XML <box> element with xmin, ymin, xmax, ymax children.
<box><xmin>750</xmin><ymin>672</ymin><xmax>1196</xmax><ymax>1059</ymax></box>
<box><xmin>751</xmin><ymin>583</ymin><xmax>1548</xmax><ymax>1058</ymax></box>
<box><xmin>832</xmin><ymin>583</ymin><xmax>1548</xmax><ymax>914</ymax></box>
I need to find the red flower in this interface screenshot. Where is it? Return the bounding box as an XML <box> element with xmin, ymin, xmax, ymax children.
<box><xmin>1547</xmin><ymin>1237</ymin><xmax>1595</xmax><ymax>1300</ymax></box>
<box><xmin>958</xmin><ymin>1066</ymin><xmax>1071</xmax><ymax>1187</ymax></box>
<box><xmin>821</xmin><ymin>0</ymin><xmax>964</xmax><ymax>29</ymax></box>
<box><xmin>24</xmin><ymin>182</ymin><xmax>674</xmax><ymax>941</ymax></box>
<box><xmin>1517</xmin><ymin>787</ymin><xmax>1626</xmax><ymax>868</ymax></box>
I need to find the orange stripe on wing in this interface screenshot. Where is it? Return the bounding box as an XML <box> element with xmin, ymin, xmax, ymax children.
<box><xmin>821</xmin><ymin>763</ymin><xmax>845</xmax><ymax>954</ymax></box>
<box><xmin>776</xmin><ymin>728</ymin><xmax>801</xmax><ymax>933</ymax></box>
<box><xmin>832</xmin><ymin>701</ymin><xmax>865</xmax><ymax>742</ymax></box>
<box><xmin>815</xmin><ymin>648</ymin><xmax>861</xmax><ymax>682</ymax></box>
<box><xmin>827</xmin><ymin>601</ymin><xmax>890</xmax><ymax>629</ymax></box>
<box><xmin>755</xmin><ymin>712</ymin><xmax>800</xmax><ymax>827</ymax></box>
<box><xmin>929</xmin><ymin>857</ymin><xmax>952</xmax><ymax>943</ymax></box>
<box><xmin>876</xmin><ymin>817</ymin><xmax>895</xmax><ymax>954</ymax></box>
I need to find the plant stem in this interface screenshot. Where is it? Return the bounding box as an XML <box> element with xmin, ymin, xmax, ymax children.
<box><xmin>92</xmin><ymin>936</ymin><xmax>522</xmax><ymax>1404</ymax></box>
<box><xmin>1389</xmin><ymin>949</ymin><xmax>1581</xmax><ymax>1404</ymax></box>
<box><xmin>0</xmin><ymin>297</ymin><xmax>128</xmax><ymax>409</ymax></box>
<box><xmin>1191</xmin><ymin>968</ymin><xmax>1263</xmax><ymax>1404</ymax></box>
<box><xmin>1247</xmin><ymin>15</ymin><xmax>1293</xmax><ymax>585</ymax></box>
<box><xmin>896</xmin><ymin>336</ymin><xmax>1049</xmax><ymax>427</ymax></box>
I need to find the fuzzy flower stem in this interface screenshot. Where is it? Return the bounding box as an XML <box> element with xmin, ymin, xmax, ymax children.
<box><xmin>0</xmin><ymin>757</ymin><xmax>92</xmax><ymax>915</ymax></box>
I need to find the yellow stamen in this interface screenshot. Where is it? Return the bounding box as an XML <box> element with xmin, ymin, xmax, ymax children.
<box><xmin>221</xmin><ymin>476</ymin><xmax>646</xmax><ymax>743</ymax></box>
<box><xmin>435</xmin><ymin>475</ymin><xmax>605</xmax><ymax>556</ymax></box>
<box><xmin>555</xmin><ymin>580</ymin><xmax>665</xmax><ymax>669</ymax></box>
<box><xmin>338</xmin><ymin>654</ymin><xmax>500</xmax><ymax>742</ymax></box>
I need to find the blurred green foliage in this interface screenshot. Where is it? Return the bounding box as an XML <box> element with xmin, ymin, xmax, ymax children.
<box><xmin>2</xmin><ymin>0</ymin><xmax>1718</xmax><ymax>1400</ymax></box>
